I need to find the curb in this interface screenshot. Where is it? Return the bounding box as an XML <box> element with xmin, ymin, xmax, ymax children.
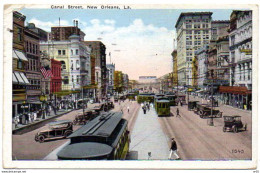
<box><xmin>12</xmin><ymin>110</ymin><xmax>73</xmax><ymax>134</ymax></box>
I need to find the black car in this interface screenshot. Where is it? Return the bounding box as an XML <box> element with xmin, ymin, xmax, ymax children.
<box><xmin>35</xmin><ymin>120</ymin><xmax>73</xmax><ymax>143</ymax></box>
<box><xmin>223</xmin><ymin>115</ymin><xmax>247</xmax><ymax>133</ymax></box>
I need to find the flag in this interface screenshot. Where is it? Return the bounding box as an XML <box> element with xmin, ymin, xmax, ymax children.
<box><xmin>41</xmin><ymin>66</ymin><xmax>53</xmax><ymax>79</ymax></box>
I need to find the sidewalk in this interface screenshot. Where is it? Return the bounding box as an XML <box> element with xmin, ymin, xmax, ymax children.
<box><xmin>128</xmin><ymin>106</ymin><xmax>169</xmax><ymax>160</ymax></box>
<box><xmin>188</xmin><ymin>94</ymin><xmax>252</xmax><ymax>114</ymax></box>
<box><xmin>12</xmin><ymin>103</ymin><xmax>98</xmax><ymax>134</ymax></box>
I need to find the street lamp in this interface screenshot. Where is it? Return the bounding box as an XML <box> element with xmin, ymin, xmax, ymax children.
<box><xmin>39</xmin><ymin>94</ymin><xmax>47</xmax><ymax>119</ymax></box>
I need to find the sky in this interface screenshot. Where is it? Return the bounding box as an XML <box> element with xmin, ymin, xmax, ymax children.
<box><xmin>20</xmin><ymin>8</ymin><xmax>235</xmax><ymax>80</ymax></box>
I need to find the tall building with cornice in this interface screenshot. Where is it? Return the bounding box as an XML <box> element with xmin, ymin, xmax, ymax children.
<box><xmin>175</xmin><ymin>12</ymin><xmax>212</xmax><ymax>86</ymax></box>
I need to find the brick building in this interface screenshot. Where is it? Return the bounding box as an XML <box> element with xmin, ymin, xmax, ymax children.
<box><xmin>12</xmin><ymin>11</ymin><xmax>30</xmax><ymax>117</ymax></box>
<box><xmin>24</xmin><ymin>24</ymin><xmax>42</xmax><ymax>110</ymax></box>
<box><xmin>51</xmin><ymin>25</ymin><xmax>85</xmax><ymax>41</ymax></box>
<box><xmin>83</xmin><ymin>41</ymin><xmax>107</xmax><ymax>100</ymax></box>
<box><xmin>50</xmin><ymin>59</ymin><xmax>62</xmax><ymax>94</ymax></box>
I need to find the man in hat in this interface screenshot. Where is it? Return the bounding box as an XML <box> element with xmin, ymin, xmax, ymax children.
<box><xmin>169</xmin><ymin>138</ymin><xmax>180</xmax><ymax>160</ymax></box>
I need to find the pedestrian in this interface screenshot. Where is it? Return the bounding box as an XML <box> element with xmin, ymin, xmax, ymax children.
<box><xmin>14</xmin><ymin>116</ymin><xmax>19</xmax><ymax>128</ymax></box>
<box><xmin>176</xmin><ymin>108</ymin><xmax>180</xmax><ymax>117</ymax></box>
<box><xmin>168</xmin><ymin>138</ymin><xmax>180</xmax><ymax>160</ymax></box>
<box><xmin>127</xmin><ymin>106</ymin><xmax>130</xmax><ymax>113</ymax></box>
<box><xmin>53</xmin><ymin>105</ymin><xmax>57</xmax><ymax>115</ymax></box>
<box><xmin>33</xmin><ymin>111</ymin><xmax>37</xmax><ymax>121</ymax></box>
<box><xmin>143</xmin><ymin>106</ymin><xmax>146</xmax><ymax>114</ymax></box>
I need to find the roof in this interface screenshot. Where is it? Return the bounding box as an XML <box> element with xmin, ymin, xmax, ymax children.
<box><xmin>156</xmin><ymin>100</ymin><xmax>170</xmax><ymax>103</ymax></box>
<box><xmin>219</xmin><ymin>86</ymin><xmax>251</xmax><ymax>95</ymax></box>
<box><xmin>48</xmin><ymin>120</ymin><xmax>72</xmax><ymax>125</ymax></box>
<box><xmin>57</xmin><ymin>142</ymin><xmax>113</xmax><ymax>160</ymax></box>
<box><xmin>69</xmin><ymin>112</ymin><xmax>123</xmax><ymax>138</ymax></box>
<box><xmin>175</xmin><ymin>12</ymin><xmax>213</xmax><ymax>28</ymax></box>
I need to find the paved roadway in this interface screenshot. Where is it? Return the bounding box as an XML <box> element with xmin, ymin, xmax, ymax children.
<box><xmin>158</xmin><ymin>93</ymin><xmax>252</xmax><ymax>160</ymax></box>
<box><xmin>128</xmin><ymin>105</ymin><xmax>170</xmax><ymax>160</ymax></box>
<box><xmin>12</xmin><ymin>99</ymin><xmax>140</xmax><ymax>160</ymax></box>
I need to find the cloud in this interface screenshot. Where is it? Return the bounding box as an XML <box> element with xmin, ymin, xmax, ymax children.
<box><xmin>31</xmin><ymin>18</ymin><xmax>176</xmax><ymax>80</ymax></box>
<box><xmin>28</xmin><ymin>18</ymin><xmax>69</xmax><ymax>31</ymax></box>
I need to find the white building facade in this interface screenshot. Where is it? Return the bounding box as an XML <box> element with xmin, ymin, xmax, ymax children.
<box><xmin>229</xmin><ymin>10</ymin><xmax>252</xmax><ymax>90</ymax></box>
<box><xmin>40</xmin><ymin>35</ymin><xmax>91</xmax><ymax>100</ymax></box>
<box><xmin>175</xmin><ymin>12</ymin><xmax>212</xmax><ymax>86</ymax></box>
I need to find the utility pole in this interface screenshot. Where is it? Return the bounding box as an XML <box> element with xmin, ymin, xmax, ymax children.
<box><xmin>209</xmin><ymin>80</ymin><xmax>214</xmax><ymax>126</ymax></box>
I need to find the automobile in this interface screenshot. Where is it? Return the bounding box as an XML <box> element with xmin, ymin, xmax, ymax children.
<box><xmin>35</xmin><ymin>120</ymin><xmax>73</xmax><ymax>143</ymax></box>
<box><xmin>223</xmin><ymin>115</ymin><xmax>247</xmax><ymax>133</ymax></box>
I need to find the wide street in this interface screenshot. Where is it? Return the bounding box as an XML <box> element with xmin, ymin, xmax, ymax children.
<box><xmin>12</xmin><ymin>99</ymin><xmax>140</xmax><ymax>160</ymax></box>
<box><xmin>159</xmin><ymin>93</ymin><xmax>252</xmax><ymax>160</ymax></box>
<box><xmin>12</xmin><ymin>92</ymin><xmax>252</xmax><ymax>161</ymax></box>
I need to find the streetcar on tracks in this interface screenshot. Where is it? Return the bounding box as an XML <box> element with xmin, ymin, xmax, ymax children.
<box><xmin>165</xmin><ymin>94</ymin><xmax>177</xmax><ymax>106</ymax></box>
<box><xmin>137</xmin><ymin>93</ymin><xmax>155</xmax><ymax>104</ymax></box>
<box><xmin>154</xmin><ymin>99</ymin><xmax>170</xmax><ymax>117</ymax></box>
<box><xmin>57</xmin><ymin>112</ymin><xmax>130</xmax><ymax>160</ymax></box>
<box><xmin>126</xmin><ymin>92</ymin><xmax>137</xmax><ymax>101</ymax></box>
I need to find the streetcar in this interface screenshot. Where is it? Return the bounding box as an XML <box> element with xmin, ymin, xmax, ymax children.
<box><xmin>57</xmin><ymin>112</ymin><xmax>130</xmax><ymax>160</ymax></box>
<box><xmin>137</xmin><ymin>93</ymin><xmax>154</xmax><ymax>104</ymax></box>
<box><xmin>154</xmin><ymin>99</ymin><xmax>170</xmax><ymax>117</ymax></box>
<box><xmin>127</xmin><ymin>92</ymin><xmax>137</xmax><ymax>101</ymax></box>
<box><xmin>165</xmin><ymin>94</ymin><xmax>177</xmax><ymax>106</ymax></box>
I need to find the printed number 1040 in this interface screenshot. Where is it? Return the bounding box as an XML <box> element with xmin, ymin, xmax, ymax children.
<box><xmin>232</xmin><ymin>149</ymin><xmax>244</xmax><ymax>153</ymax></box>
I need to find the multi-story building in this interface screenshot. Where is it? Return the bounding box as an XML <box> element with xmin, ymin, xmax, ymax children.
<box><xmin>50</xmin><ymin>23</ymin><xmax>85</xmax><ymax>41</ymax></box>
<box><xmin>106</xmin><ymin>63</ymin><xmax>115</xmax><ymax>95</ymax></box>
<box><xmin>195</xmin><ymin>45</ymin><xmax>209</xmax><ymax>90</ymax></box>
<box><xmin>171</xmin><ymin>50</ymin><xmax>178</xmax><ymax>87</ymax></box>
<box><xmin>50</xmin><ymin>59</ymin><xmax>62</xmax><ymax>94</ymax></box>
<box><xmin>175</xmin><ymin>12</ymin><xmax>212</xmax><ymax>86</ymax></box>
<box><xmin>12</xmin><ymin>11</ymin><xmax>30</xmax><ymax>117</ymax></box>
<box><xmin>83</xmin><ymin>41</ymin><xmax>107</xmax><ymax>100</ymax></box>
<box><xmin>40</xmin><ymin>33</ymin><xmax>91</xmax><ymax>101</ymax></box>
<box><xmin>24</xmin><ymin>24</ymin><xmax>42</xmax><ymax>111</ymax></box>
<box><xmin>219</xmin><ymin>10</ymin><xmax>252</xmax><ymax>110</ymax></box>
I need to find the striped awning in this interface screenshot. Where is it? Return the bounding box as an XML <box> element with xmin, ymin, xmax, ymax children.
<box><xmin>13</xmin><ymin>49</ymin><xmax>28</xmax><ymax>61</ymax></box>
<box><xmin>13</xmin><ymin>72</ymin><xmax>30</xmax><ymax>85</ymax></box>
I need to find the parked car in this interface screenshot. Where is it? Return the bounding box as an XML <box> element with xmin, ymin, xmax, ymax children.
<box><xmin>223</xmin><ymin>115</ymin><xmax>247</xmax><ymax>133</ymax></box>
<box><xmin>35</xmin><ymin>120</ymin><xmax>73</xmax><ymax>143</ymax></box>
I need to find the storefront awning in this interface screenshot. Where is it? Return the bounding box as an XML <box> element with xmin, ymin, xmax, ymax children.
<box><xmin>13</xmin><ymin>73</ymin><xmax>18</xmax><ymax>84</ymax></box>
<box><xmin>20</xmin><ymin>72</ymin><xmax>30</xmax><ymax>84</ymax></box>
<box><xmin>13</xmin><ymin>72</ymin><xmax>30</xmax><ymax>85</ymax></box>
<box><xmin>219</xmin><ymin>86</ymin><xmax>251</xmax><ymax>95</ymax></box>
<box><xmin>13</xmin><ymin>49</ymin><xmax>28</xmax><ymax>61</ymax></box>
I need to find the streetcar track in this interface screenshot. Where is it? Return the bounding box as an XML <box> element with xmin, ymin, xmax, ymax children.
<box><xmin>170</xmin><ymin>107</ymin><xmax>251</xmax><ymax>159</ymax></box>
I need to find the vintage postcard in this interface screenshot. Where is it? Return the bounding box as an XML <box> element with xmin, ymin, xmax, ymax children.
<box><xmin>2</xmin><ymin>3</ymin><xmax>258</xmax><ymax>169</ymax></box>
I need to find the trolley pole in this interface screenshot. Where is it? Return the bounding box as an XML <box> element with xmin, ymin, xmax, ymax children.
<box><xmin>209</xmin><ymin>81</ymin><xmax>214</xmax><ymax>126</ymax></box>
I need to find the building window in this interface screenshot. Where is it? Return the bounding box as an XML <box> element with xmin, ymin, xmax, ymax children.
<box><xmin>18</xmin><ymin>59</ymin><xmax>22</xmax><ymax>69</ymax></box>
<box><xmin>62</xmin><ymin>50</ymin><xmax>66</xmax><ymax>55</ymax></box>
<box><xmin>17</xmin><ymin>28</ymin><xmax>22</xmax><ymax>42</ymax></box>
<box><xmin>77</xmin><ymin>75</ymin><xmax>80</xmax><ymax>84</ymax></box>
<box><xmin>76</xmin><ymin>60</ymin><xmax>80</xmax><ymax>70</ymax></box>
<box><xmin>76</xmin><ymin>49</ymin><xmax>79</xmax><ymax>55</ymax></box>
<box><xmin>61</xmin><ymin>61</ymin><xmax>66</xmax><ymax>70</ymax></box>
<box><xmin>63</xmin><ymin>76</ymin><xmax>69</xmax><ymax>84</ymax></box>
<box><xmin>71</xmin><ymin>60</ymin><xmax>74</xmax><ymax>70</ymax></box>
<box><xmin>186</xmin><ymin>24</ymin><xmax>192</xmax><ymax>29</ymax></box>
<box><xmin>71</xmin><ymin>50</ymin><xmax>73</xmax><ymax>55</ymax></box>
<box><xmin>58</xmin><ymin>50</ymin><xmax>62</xmax><ymax>55</ymax></box>
<box><xmin>35</xmin><ymin>45</ymin><xmax>38</xmax><ymax>54</ymax></box>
